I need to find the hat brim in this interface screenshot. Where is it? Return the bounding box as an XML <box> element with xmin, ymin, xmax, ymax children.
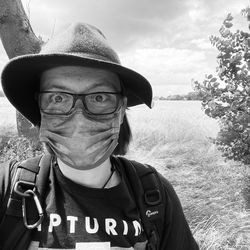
<box><xmin>1</xmin><ymin>53</ymin><xmax>153</xmax><ymax>125</ymax></box>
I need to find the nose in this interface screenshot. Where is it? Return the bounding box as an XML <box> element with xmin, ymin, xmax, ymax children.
<box><xmin>74</xmin><ymin>98</ymin><xmax>84</xmax><ymax>109</ymax></box>
<box><xmin>71</xmin><ymin>98</ymin><xmax>87</xmax><ymax>122</ymax></box>
<box><xmin>72</xmin><ymin>97</ymin><xmax>90</xmax><ymax>116</ymax></box>
<box><xmin>71</xmin><ymin>109</ymin><xmax>87</xmax><ymax>136</ymax></box>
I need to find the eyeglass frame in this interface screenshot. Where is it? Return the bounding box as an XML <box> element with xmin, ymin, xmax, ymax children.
<box><xmin>37</xmin><ymin>91</ymin><xmax>124</xmax><ymax>116</ymax></box>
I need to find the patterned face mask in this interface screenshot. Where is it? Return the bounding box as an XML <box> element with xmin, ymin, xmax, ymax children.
<box><xmin>39</xmin><ymin>99</ymin><xmax>126</xmax><ymax>170</ymax></box>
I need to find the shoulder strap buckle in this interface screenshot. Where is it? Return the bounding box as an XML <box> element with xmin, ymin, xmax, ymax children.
<box><xmin>144</xmin><ymin>189</ymin><xmax>162</xmax><ymax>206</ymax></box>
<box><xmin>22</xmin><ymin>189</ymin><xmax>44</xmax><ymax>229</ymax></box>
<box><xmin>14</xmin><ymin>180</ymin><xmax>36</xmax><ymax>198</ymax></box>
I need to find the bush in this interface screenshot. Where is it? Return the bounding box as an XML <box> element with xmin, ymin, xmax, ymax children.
<box><xmin>194</xmin><ymin>8</ymin><xmax>250</xmax><ymax>165</ymax></box>
<box><xmin>0</xmin><ymin>135</ymin><xmax>43</xmax><ymax>163</ymax></box>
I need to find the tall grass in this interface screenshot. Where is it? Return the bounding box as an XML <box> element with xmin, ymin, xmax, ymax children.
<box><xmin>126</xmin><ymin>101</ymin><xmax>250</xmax><ymax>249</ymax></box>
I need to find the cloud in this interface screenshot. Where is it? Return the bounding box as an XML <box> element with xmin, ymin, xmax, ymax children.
<box><xmin>153</xmin><ymin>84</ymin><xmax>193</xmax><ymax>96</ymax></box>
<box><xmin>23</xmin><ymin>0</ymin><xmax>191</xmax><ymax>51</ymax></box>
<box><xmin>120</xmin><ymin>47</ymin><xmax>215</xmax><ymax>94</ymax></box>
<box><xmin>190</xmin><ymin>38</ymin><xmax>213</xmax><ymax>50</ymax></box>
<box><xmin>187</xmin><ymin>0</ymin><xmax>207</xmax><ymax>22</ymax></box>
<box><xmin>21</xmin><ymin>0</ymin><xmax>250</xmax><ymax>53</ymax></box>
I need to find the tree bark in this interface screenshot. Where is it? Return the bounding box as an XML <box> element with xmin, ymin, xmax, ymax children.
<box><xmin>0</xmin><ymin>0</ymin><xmax>42</xmax><ymax>139</ymax></box>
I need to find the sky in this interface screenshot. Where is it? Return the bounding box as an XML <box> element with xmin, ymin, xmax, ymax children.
<box><xmin>0</xmin><ymin>0</ymin><xmax>249</xmax><ymax>97</ymax></box>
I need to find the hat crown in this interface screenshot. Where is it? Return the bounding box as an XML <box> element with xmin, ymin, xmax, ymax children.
<box><xmin>41</xmin><ymin>23</ymin><xmax>121</xmax><ymax>64</ymax></box>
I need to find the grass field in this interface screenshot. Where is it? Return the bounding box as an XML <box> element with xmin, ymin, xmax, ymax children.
<box><xmin>126</xmin><ymin>101</ymin><xmax>250</xmax><ymax>249</ymax></box>
<box><xmin>0</xmin><ymin>98</ymin><xmax>250</xmax><ymax>249</ymax></box>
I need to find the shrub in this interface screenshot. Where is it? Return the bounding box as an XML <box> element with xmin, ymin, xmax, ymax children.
<box><xmin>0</xmin><ymin>135</ymin><xmax>43</xmax><ymax>163</ymax></box>
<box><xmin>194</xmin><ymin>8</ymin><xmax>250</xmax><ymax>165</ymax></box>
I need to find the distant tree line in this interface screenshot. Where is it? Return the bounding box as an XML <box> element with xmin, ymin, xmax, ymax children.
<box><xmin>154</xmin><ymin>91</ymin><xmax>203</xmax><ymax>101</ymax></box>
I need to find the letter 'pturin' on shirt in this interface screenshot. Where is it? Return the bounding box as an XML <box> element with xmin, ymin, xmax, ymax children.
<box><xmin>28</xmin><ymin>163</ymin><xmax>147</xmax><ymax>249</ymax></box>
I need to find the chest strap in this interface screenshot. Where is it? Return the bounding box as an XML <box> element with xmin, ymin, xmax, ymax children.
<box><xmin>0</xmin><ymin>154</ymin><xmax>52</xmax><ymax>250</ymax></box>
<box><xmin>115</xmin><ymin>156</ymin><xmax>166</xmax><ymax>250</ymax></box>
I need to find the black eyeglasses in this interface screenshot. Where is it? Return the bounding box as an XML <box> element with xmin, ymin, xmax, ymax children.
<box><xmin>38</xmin><ymin>91</ymin><xmax>123</xmax><ymax>115</ymax></box>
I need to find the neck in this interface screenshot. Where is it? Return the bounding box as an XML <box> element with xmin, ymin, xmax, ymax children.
<box><xmin>56</xmin><ymin>157</ymin><xmax>120</xmax><ymax>188</ymax></box>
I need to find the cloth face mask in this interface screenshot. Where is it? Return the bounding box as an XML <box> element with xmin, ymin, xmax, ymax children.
<box><xmin>39</xmin><ymin>102</ymin><xmax>126</xmax><ymax>170</ymax></box>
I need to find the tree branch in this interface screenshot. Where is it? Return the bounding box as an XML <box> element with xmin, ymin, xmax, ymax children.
<box><xmin>0</xmin><ymin>0</ymin><xmax>42</xmax><ymax>59</ymax></box>
<box><xmin>0</xmin><ymin>0</ymin><xmax>42</xmax><ymax>140</ymax></box>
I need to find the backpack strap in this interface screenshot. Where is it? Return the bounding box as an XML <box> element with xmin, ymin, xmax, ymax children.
<box><xmin>0</xmin><ymin>154</ymin><xmax>52</xmax><ymax>250</ymax></box>
<box><xmin>115</xmin><ymin>157</ymin><xmax>166</xmax><ymax>250</ymax></box>
<box><xmin>0</xmin><ymin>159</ymin><xmax>18</xmax><ymax>224</ymax></box>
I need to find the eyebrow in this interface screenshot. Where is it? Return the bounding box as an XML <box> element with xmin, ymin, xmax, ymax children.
<box><xmin>42</xmin><ymin>81</ymin><xmax>121</xmax><ymax>92</ymax></box>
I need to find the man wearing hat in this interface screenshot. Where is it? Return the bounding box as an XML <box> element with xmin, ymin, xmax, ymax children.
<box><xmin>0</xmin><ymin>23</ymin><xmax>199</xmax><ymax>249</ymax></box>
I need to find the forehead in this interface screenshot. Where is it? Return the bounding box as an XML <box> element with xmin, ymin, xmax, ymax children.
<box><xmin>40</xmin><ymin>66</ymin><xmax>121</xmax><ymax>92</ymax></box>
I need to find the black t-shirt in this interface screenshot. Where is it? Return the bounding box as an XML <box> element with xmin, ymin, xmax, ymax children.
<box><xmin>29</xmin><ymin>163</ymin><xmax>148</xmax><ymax>249</ymax></box>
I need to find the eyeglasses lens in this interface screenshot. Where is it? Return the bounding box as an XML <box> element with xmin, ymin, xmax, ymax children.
<box><xmin>85</xmin><ymin>93</ymin><xmax>119</xmax><ymax>114</ymax></box>
<box><xmin>40</xmin><ymin>92</ymin><xmax>73</xmax><ymax>114</ymax></box>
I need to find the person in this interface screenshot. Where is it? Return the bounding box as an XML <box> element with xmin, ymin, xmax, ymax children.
<box><xmin>0</xmin><ymin>23</ymin><xmax>199</xmax><ymax>249</ymax></box>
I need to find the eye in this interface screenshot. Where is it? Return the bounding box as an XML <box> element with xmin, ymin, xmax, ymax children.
<box><xmin>94</xmin><ymin>94</ymin><xmax>106</xmax><ymax>102</ymax></box>
<box><xmin>50</xmin><ymin>93</ymin><xmax>66</xmax><ymax>104</ymax></box>
<box><xmin>89</xmin><ymin>93</ymin><xmax>109</xmax><ymax>103</ymax></box>
<box><xmin>53</xmin><ymin>95</ymin><xmax>63</xmax><ymax>103</ymax></box>
<box><xmin>46</xmin><ymin>92</ymin><xmax>71</xmax><ymax>106</ymax></box>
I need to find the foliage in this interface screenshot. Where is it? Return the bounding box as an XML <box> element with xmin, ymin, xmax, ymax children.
<box><xmin>154</xmin><ymin>91</ymin><xmax>204</xmax><ymax>101</ymax></box>
<box><xmin>0</xmin><ymin>135</ymin><xmax>43</xmax><ymax>163</ymax></box>
<box><xmin>194</xmin><ymin>8</ymin><xmax>250</xmax><ymax>165</ymax></box>
<box><xmin>185</xmin><ymin>91</ymin><xmax>204</xmax><ymax>100</ymax></box>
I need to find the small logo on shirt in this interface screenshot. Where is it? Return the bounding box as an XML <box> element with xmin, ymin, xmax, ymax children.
<box><xmin>146</xmin><ymin>210</ymin><xmax>159</xmax><ymax>218</ymax></box>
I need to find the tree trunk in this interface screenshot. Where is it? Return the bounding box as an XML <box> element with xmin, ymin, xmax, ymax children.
<box><xmin>0</xmin><ymin>0</ymin><xmax>42</xmax><ymax>139</ymax></box>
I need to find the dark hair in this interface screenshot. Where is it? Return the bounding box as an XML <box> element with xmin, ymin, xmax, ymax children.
<box><xmin>113</xmin><ymin>112</ymin><xmax>132</xmax><ymax>155</ymax></box>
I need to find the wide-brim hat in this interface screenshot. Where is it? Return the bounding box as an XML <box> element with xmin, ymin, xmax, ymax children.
<box><xmin>1</xmin><ymin>22</ymin><xmax>153</xmax><ymax>125</ymax></box>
